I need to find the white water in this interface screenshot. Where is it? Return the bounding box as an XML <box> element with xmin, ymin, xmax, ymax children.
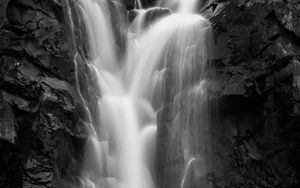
<box><xmin>75</xmin><ymin>0</ymin><xmax>211</xmax><ymax>188</ymax></box>
<box><xmin>159</xmin><ymin>0</ymin><xmax>199</xmax><ymax>13</ymax></box>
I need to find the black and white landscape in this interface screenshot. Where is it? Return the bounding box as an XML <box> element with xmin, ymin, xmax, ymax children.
<box><xmin>0</xmin><ymin>0</ymin><xmax>299</xmax><ymax>188</ymax></box>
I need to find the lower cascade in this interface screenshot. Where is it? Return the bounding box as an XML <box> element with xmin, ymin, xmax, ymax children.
<box><xmin>74</xmin><ymin>0</ymin><xmax>212</xmax><ymax>188</ymax></box>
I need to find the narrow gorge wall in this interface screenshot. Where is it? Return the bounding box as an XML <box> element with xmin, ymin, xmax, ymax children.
<box><xmin>0</xmin><ymin>0</ymin><xmax>89</xmax><ymax>187</ymax></box>
<box><xmin>204</xmin><ymin>0</ymin><xmax>300</xmax><ymax>187</ymax></box>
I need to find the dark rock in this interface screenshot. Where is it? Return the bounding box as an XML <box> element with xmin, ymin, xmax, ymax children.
<box><xmin>129</xmin><ymin>7</ymin><xmax>171</xmax><ymax>28</ymax></box>
<box><xmin>0</xmin><ymin>139</ymin><xmax>22</xmax><ymax>188</ymax></box>
<box><xmin>274</xmin><ymin>0</ymin><xmax>300</xmax><ymax>38</ymax></box>
<box><xmin>123</xmin><ymin>0</ymin><xmax>157</xmax><ymax>9</ymax></box>
<box><xmin>0</xmin><ymin>0</ymin><xmax>10</xmax><ymax>28</ymax></box>
<box><xmin>199</xmin><ymin>0</ymin><xmax>300</xmax><ymax>187</ymax></box>
<box><xmin>0</xmin><ymin>0</ymin><xmax>89</xmax><ymax>187</ymax></box>
<box><xmin>123</xmin><ymin>0</ymin><xmax>135</xmax><ymax>10</ymax></box>
<box><xmin>0</xmin><ymin>99</ymin><xmax>17</xmax><ymax>144</ymax></box>
<box><xmin>5</xmin><ymin>0</ymin><xmax>75</xmax><ymax>84</ymax></box>
<box><xmin>128</xmin><ymin>9</ymin><xmax>139</xmax><ymax>23</ymax></box>
<box><xmin>143</xmin><ymin>7</ymin><xmax>172</xmax><ymax>26</ymax></box>
<box><xmin>140</xmin><ymin>0</ymin><xmax>158</xmax><ymax>8</ymax></box>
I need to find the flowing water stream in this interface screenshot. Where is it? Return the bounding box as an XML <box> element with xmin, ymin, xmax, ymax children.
<box><xmin>72</xmin><ymin>0</ymin><xmax>211</xmax><ymax>187</ymax></box>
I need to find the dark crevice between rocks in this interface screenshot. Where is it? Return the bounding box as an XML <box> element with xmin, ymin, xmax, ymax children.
<box><xmin>218</xmin><ymin>95</ymin><xmax>263</xmax><ymax>117</ymax></box>
<box><xmin>266</xmin><ymin>10</ymin><xmax>300</xmax><ymax>48</ymax></box>
<box><xmin>0</xmin><ymin>139</ymin><xmax>23</xmax><ymax>188</ymax></box>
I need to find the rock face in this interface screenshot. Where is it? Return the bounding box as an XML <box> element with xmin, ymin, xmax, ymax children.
<box><xmin>0</xmin><ymin>0</ymin><xmax>89</xmax><ymax>187</ymax></box>
<box><xmin>203</xmin><ymin>0</ymin><xmax>300</xmax><ymax>187</ymax></box>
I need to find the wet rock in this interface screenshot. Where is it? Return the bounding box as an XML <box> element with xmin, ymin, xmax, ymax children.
<box><xmin>0</xmin><ymin>0</ymin><xmax>10</xmax><ymax>28</ymax></box>
<box><xmin>123</xmin><ymin>0</ymin><xmax>135</xmax><ymax>10</ymax></box>
<box><xmin>128</xmin><ymin>9</ymin><xmax>139</xmax><ymax>23</ymax></box>
<box><xmin>293</xmin><ymin>58</ymin><xmax>300</xmax><ymax>115</ymax></box>
<box><xmin>2</xmin><ymin>90</ymin><xmax>38</xmax><ymax>112</ymax></box>
<box><xmin>143</xmin><ymin>7</ymin><xmax>172</xmax><ymax>26</ymax></box>
<box><xmin>0</xmin><ymin>0</ymin><xmax>88</xmax><ymax>187</ymax></box>
<box><xmin>139</xmin><ymin>0</ymin><xmax>158</xmax><ymax>8</ymax></box>
<box><xmin>123</xmin><ymin>0</ymin><xmax>157</xmax><ymax>9</ymax></box>
<box><xmin>0</xmin><ymin>99</ymin><xmax>17</xmax><ymax>144</ymax></box>
<box><xmin>128</xmin><ymin>7</ymin><xmax>171</xmax><ymax>29</ymax></box>
<box><xmin>274</xmin><ymin>0</ymin><xmax>300</xmax><ymax>38</ymax></box>
<box><xmin>201</xmin><ymin>0</ymin><xmax>300</xmax><ymax>187</ymax></box>
<box><xmin>5</xmin><ymin>0</ymin><xmax>75</xmax><ymax>83</ymax></box>
<box><xmin>23</xmin><ymin>158</ymin><xmax>53</xmax><ymax>188</ymax></box>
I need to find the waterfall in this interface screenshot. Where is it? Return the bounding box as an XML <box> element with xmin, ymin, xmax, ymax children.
<box><xmin>73</xmin><ymin>0</ymin><xmax>212</xmax><ymax>188</ymax></box>
<box><xmin>135</xmin><ymin>0</ymin><xmax>143</xmax><ymax>9</ymax></box>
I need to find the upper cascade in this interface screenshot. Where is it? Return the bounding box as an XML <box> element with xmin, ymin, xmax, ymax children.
<box><xmin>178</xmin><ymin>0</ymin><xmax>199</xmax><ymax>13</ymax></box>
<box><xmin>158</xmin><ymin>0</ymin><xmax>200</xmax><ymax>13</ymax></box>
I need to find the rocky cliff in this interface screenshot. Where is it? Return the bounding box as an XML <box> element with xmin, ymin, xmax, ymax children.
<box><xmin>206</xmin><ymin>0</ymin><xmax>300</xmax><ymax>187</ymax></box>
<box><xmin>0</xmin><ymin>0</ymin><xmax>89</xmax><ymax>187</ymax></box>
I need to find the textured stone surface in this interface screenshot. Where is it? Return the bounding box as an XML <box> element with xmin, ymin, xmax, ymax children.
<box><xmin>0</xmin><ymin>0</ymin><xmax>88</xmax><ymax>187</ymax></box>
<box><xmin>202</xmin><ymin>0</ymin><xmax>300</xmax><ymax>187</ymax></box>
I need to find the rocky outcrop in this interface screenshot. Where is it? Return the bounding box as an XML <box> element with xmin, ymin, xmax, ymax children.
<box><xmin>0</xmin><ymin>0</ymin><xmax>89</xmax><ymax>187</ymax></box>
<box><xmin>128</xmin><ymin>7</ymin><xmax>172</xmax><ymax>29</ymax></box>
<box><xmin>202</xmin><ymin>0</ymin><xmax>300</xmax><ymax>187</ymax></box>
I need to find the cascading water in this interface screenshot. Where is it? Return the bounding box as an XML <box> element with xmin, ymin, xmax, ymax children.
<box><xmin>135</xmin><ymin>0</ymin><xmax>143</xmax><ymax>9</ymax></box>
<box><xmin>73</xmin><ymin>0</ymin><xmax>212</xmax><ymax>188</ymax></box>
